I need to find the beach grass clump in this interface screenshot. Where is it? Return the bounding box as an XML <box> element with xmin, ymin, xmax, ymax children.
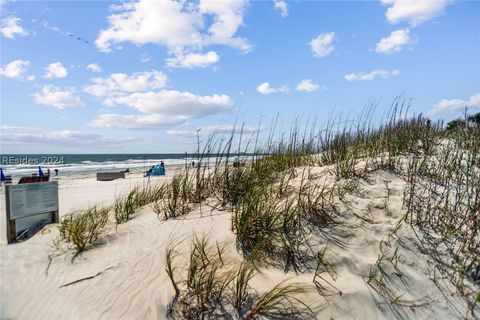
<box><xmin>279</xmin><ymin>200</ymin><xmax>307</xmax><ymax>273</ymax></box>
<box><xmin>209</xmin><ymin>150</ymin><xmax>313</xmax><ymax>210</ymax></box>
<box><xmin>206</xmin><ymin>119</ymin><xmax>317</xmax><ymax>210</ymax></box>
<box><xmin>369</xmin><ymin>114</ymin><xmax>440</xmax><ymax>170</ymax></box>
<box><xmin>297</xmin><ymin>181</ymin><xmax>337</xmax><ymax>229</ymax></box>
<box><xmin>232</xmin><ymin>181</ymin><xmax>324</xmax><ymax>272</ymax></box>
<box><xmin>135</xmin><ymin>184</ymin><xmax>165</xmax><ymax>206</ymax></box>
<box><xmin>210</xmin><ymin>165</ymin><xmax>255</xmax><ymax>209</ymax></box>
<box><xmin>114</xmin><ymin>184</ymin><xmax>165</xmax><ymax>224</ymax></box>
<box><xmin>403</xmin><ymin>113</ymin><xmax>479</xmax><ymax>300</ymax></box>
<box><xmin>242</xmin><ymin>281</ymin><xmax>313</xmax><ymax>320</ymax></box>
<box><xmin>231</xmin><ymin>262</ymin><xmax>256</xmax><ymax>316</ymax></box>
<box><xmin>190</xmin><ymin>162</ymin><xmax>212</xmax><ymax>203</ymax></box>
<box><xmin>227</xmin><ymin>164</ymin><xmax>342</xmax><ymax>272</ymax></box>
<box><xmin>113</xmin><ymin>188</ymin><xmax>137</xmax><ymax>224</ymax></box>
<box><xmin>232</xmin><ymin>186</ymin><xmax>282</xmax><ymax>258</ymax></box>
<box><xmin>317</xmin><ymin>101</ymin><xmax>441</xmax><ymax>179</ymax></box>
<box><xmin>165</xmin><ymin>235</ymin><xmax>234</xmax><ymax>318</ymax></box>
<box><xmin>313</xmin><ymin>247</ymin><xmax>340</xmax><ymax>296</ymax></box>
<box><xmin>154</xmin><ymin>173</ymin><xmax>192</xmax><ymax>220</ymax></box>
<box><xmin>165</xmin><ymin>236</ymin><xmax>315</xmax><ymax>319</ymax></box>
<box><xmin>58</xmin><ymin>206</ymin><xmax>109</xmax><ymax>255</ymax></box>
<box><xmin>365</xmin><ymin>232</ymin><xmax>404</xmax><ymax>304</ymax></box>
<box><xmin>321</xmin><ymin>129</ymin><xmax>361</xmax><ymax>180</ymax></box>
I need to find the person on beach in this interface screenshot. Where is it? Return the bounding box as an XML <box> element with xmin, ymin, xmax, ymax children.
<box><xmin>160</xmin><ymin>161</ymin><xmax>165</xmax><ymax>168</ymax></box>
<box><xmin>47</xmin><ymin>168</ymin><xmax>51</xmax><ymax>176</ymax></box>
<box><xmin>54</xmin><ymin>169</ymin><xmax>59</xmax><ymax>176</ymax></box>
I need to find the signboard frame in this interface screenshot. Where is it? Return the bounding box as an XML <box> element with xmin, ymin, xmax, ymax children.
<box><xmin>5</xmin><ymin>181</ymin><xmax>59</xmax><ymax>244</ymax></box>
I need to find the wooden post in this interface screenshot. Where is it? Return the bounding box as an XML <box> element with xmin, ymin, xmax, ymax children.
<box><xmin>52</xmin><ymin>210</ymin><xmax>59</xmax><ymax>223</ymax></box>
<box><xmin>5</xmin><ymin>185</ymin><xmax>15</xmax><ymax>244</ymax></box>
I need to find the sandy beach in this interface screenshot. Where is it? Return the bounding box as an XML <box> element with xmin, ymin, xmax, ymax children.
<box><xmin>0</xmin><ymin>170</ymin><xmax>175</xmax><ymax>245</ymax></box>
<box><xmin>0</xmin><ymin>163</ymin><xmax>476</xmax><ymax>320</ymax></box>
<box><xmin>1</xmin><ymin>0</ymin><xmax>478</xmax><ymax>318</ymax></box>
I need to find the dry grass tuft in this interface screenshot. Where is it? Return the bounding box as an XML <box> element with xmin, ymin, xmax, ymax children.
<box><xmin>165</xmin><ymin>236</ymin><xmax>315</xmax><ymax>319</ymax></box>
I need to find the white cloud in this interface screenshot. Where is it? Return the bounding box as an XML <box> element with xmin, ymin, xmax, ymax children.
<box><xmin>27</xmin><ymin>75</ymin><xmax>35</xmax><ymax>81</ymax></box>
<box><xmin>95</xmin><ymin>0</ymin><xmax>250</xmax><ymax>67</ymax></box>
<box><xmin>1</xmin><ymin>125</ymin><xmax>133</xmax><ymax>146</ymax></box>
<box><xmin>427</xmin><ymin>93</ymin><xmax>480</xmax><ymax>116</ymax></box>
<box><xmin>107</xmin><ymin>90</ymin><xmax>232</xmax><ymax>115</ymax></box>
<box><xmin>296</xmin><ymin>79</ymin><xmax>322</xmax><ymax>92</ymax></box>
<box><xmin>33</xmin><ymin>85</ymin><xmax>85</xmax><ymax>109</ymax></box>
<box><xmin>89</xmin><ymin>113</ymin><xmax>188</xmax><ymax>129</ymax></box>
<box><xmin>84</xmin><ymin>70</ymin><xmax>168</xmax><ymax>98</ymax></box>
<box><xmin>0</xmin><ymin>59</ymin><xmax>30</xmax><ymax>78</ymax></box>
<box><xmin>381</xmin><ymin>0</ymin><xmax>451</xmax><ymax>26</ymax></box>
<box><xmin>44</xmin><ymin>62</ymin><xmax>68</xmax><ymax>79</ymax></box>
<box><xmin>274</xmin><ymin>0</ymin><xmax>288</xmax><ymax>17</ymax></box>
<box><xmin>345</xmin><ymin>69</ymin><xmax>399</xmax><ymax>81</ymax></box>
<box><xmin>198</xmin><ymin>0</ymin><xmax>251</xmax><ymax>52</ymax></box>
<box><xmin>167</xmin><ymin>124</ymin><xmax>262</xmax><ymax>137</ymax></box>
<box><xmin>42</xmin><ymin>21</ymin><xmax>61</xmax><ymax>33</ymax></box>
<box><xmin>166</xmin><ymin>51</ymin><xmax>219</xmax><ymax>69</ymax></box>
<box><xmin>375</xmin><ymin>29</ymin><xmax>414</xmax><ymax>54</ymax></box>
<box><xmin>1</xmin><ymin>17</ymin><xmax>29</xmax><ymax>39</ymax></box>
<box><xmin>86</xmin><ymin>63</ymin><xmax>102</xmax><ymax>73</ymax></box>
<box><xmin>90</xmin><ymin>90</ymin><xmax>233</xmax><ymax>129</ymax></box>
<box><xmin>257</xmin><ymin>82</ymin><xmax>288</xmax><ymax>95</ymax></box>
<box><xmin>166</xmin><ymin>129</ymin><xmax>204</xmax><ymax>138</ymax></box>
<box><xmin>309</xmin><ymin>32</ymin><xmax>335</xmax><ymax>58</ymax></box>
<box><xmin>140</xmin><ymin>53</ymin><xmax>152</xmax><ymax>63</ymax></box>
<box><xmin>95</xmin><ymin>0</ymin><xmax>200</xmax><ymax>52</ymax></box>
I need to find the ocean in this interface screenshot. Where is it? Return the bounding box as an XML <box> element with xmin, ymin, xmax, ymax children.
<box><xmin>0</xmin><ymin>153</ymin><xmax>214</xmax><ymax>177</ymax></box>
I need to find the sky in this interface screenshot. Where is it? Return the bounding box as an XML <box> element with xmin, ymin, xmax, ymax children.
<box><xmin>0</xmin><ymin>0</ymin><xmax>479</xmax><ymax>154</ymax></box>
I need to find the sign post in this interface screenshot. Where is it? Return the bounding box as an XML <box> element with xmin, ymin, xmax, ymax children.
<box><xmin>5</xmin><ymin>181</ymin><xmax>59</xmax><ymax>243</ymax></box>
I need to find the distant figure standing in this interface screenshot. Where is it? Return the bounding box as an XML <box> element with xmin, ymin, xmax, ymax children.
<box><xmin>192</xmin><ymin>161</ymin><xmax>195</xmax><ymax>167</ymax></box>
<box><xmin>54</xmin><ymin>169</ymin><xmax>59</xmax><ymax>176</ymax></box>
<box><xmin>47</xmin><ymin>168</ymin><xmax>51</xmax><ymax>176</ymax></box>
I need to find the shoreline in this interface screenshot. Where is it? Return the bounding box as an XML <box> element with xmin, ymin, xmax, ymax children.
<box><xmin>0</xmin><ymin>166</ymin><xmax>184</xmax><ymax>245</ymax></box>
<box><xmin>0</xmin><ymin>162</ymin><xmax>188</xmax><ymax>182</ymax></box>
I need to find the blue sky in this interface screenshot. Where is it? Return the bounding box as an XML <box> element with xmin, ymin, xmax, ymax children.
<box><xmin>1</xmin><ymin>0</ymin><xmax>479</xmax><ymax>153</ymax></box>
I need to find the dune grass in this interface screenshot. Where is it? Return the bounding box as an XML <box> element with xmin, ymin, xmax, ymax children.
<box><xmin>403</xmin><ymin>113</ymin><xmax>479</xmax><ymax>300</ymax></box>
<box><xmin>154</xmin><ymin>102</ymin><xmax>475</xmax><ymax>281</ymax></box>
<box><xmin>153</xmin><ymin>173</ymin><xmax>192</xmax><ymax>220</ymax></box>
<box><xmin>113</xmin><ymin>189</ymin><xmax>136</xmax><ymax>224</ymax></box>
<box><xmin>58</xmin><ymin>206</ymin><xmax>109</xmax><ymax>258</ymax></box>
<box><xmin>165</xmin><ymin>235</ymin><xmax>315</xmax><ymax>319</ymax></box>
<box><xmin>57</xmin><ymin>101</ymin><xmax>478</xmax><ymax>316</ymax></box>
<box><xmin>113</xmin><ymin>184</ymin><xmax>165</xmax><ymax>224</ymax></box>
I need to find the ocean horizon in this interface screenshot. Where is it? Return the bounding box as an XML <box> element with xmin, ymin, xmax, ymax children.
<box><xmin>0</xmin><ymin>153</ymin><xmax>249</xmax><ymax>177</ymax></box>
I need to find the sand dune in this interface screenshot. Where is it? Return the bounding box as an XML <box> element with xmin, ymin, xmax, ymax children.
<box><xmin>0</xmin><ymin>165</ymin><xmax>476</xmax><ymax>320</ymax></box>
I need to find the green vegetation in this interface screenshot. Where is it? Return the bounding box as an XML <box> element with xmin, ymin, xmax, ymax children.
<box><xmin>165</xmin><ymin>236</ymin><xmax>315</xmax><ymax>319</ymax></box>
<box><xmin>404</xmin><ymin>111</ymin><xmax>479</xmax><ymax>298</ymax></box>
<box><xmin>55</xmin><ymin>102</ymin><xmax>479</xmax><ymax>317</ymax></box>
<box><xmin>114</xmin><ymin>184</ymin><xmax>165</xmax><ymax>224</ymax></box>
<box><xmin>58</xmin><ymin>206</ymin><xmax>109</xmax><ymax>258</ymax></box>
<box><xmin>153</xmin><ymin>173</ymin><xmax>191</xmax><ymax>220</ymax></box>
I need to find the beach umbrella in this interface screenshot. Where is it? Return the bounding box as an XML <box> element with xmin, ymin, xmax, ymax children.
<box><xmin>0</xmin><ymin>168</ymin><xmax>5</xmax><ymax>181</ymax></box>
<box><xmin>38</xmin><ymin>166</ymin><xmax>45</xmax><ymax>177</ymax></box>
